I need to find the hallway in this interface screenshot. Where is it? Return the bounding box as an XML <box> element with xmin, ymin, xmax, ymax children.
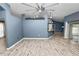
<box><xmin>0</xmin><ymin>34</ymin><xmax>79</xmax><ymax>56</ymax></box>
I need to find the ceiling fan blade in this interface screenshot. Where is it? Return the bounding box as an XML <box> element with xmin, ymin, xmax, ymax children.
<box><xmin>45</xmin><ymin>3</ymin><xmax>59</xmax><ymax>8</ymax></box>
<box><xmin>21</xmin><ymin>10</ymin><xmax>38</xmax><ymax>17</ymax></box>
<box><xmin>22</xmin><ymin>3</ymin><xmax>38</xmax><ymax>9</ymax></box>
<box><xmin>46</xmin><ymin>9</ymin><xmax>55</xmax><ymax>12</ymax></box>
<box><xmin>25</xmin><ymin>9</ymin><xmax>36</xmax><ymax>11</ymax></box>
<box><xmin>36</xmin><ymin>3</ymin><xmax>40</xmax><ymax>9</ymax></box>
<box><xmin>33</xmin><ymin>10</ymin><xmax>44</xmax><ymax>17</ymax></box>
<box><xmin>34</xmin><ymin>11</ymin><xmax>40</xmax><ymax>15</ymax></box>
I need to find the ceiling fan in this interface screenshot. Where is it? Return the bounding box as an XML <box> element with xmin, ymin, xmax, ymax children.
<box><xmin>21</xmin><ymin>3</ymin><xmax>59</xmax><ymax>18</ymax></box>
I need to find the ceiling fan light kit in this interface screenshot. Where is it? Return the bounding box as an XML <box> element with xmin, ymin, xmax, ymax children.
<box><xmin>38</xmin><ymin>10</ymin><xmax>42</xmax><ymax>12</ymax></box>
<box><xmin>50</xmin><ymin>16</ymin><xmax>52</xmax><ymax>18</ymax></box>
<box><xmin>21</xmin><ymin>3</ymin><xmax>59</xmax><ymax>18</ymax></box>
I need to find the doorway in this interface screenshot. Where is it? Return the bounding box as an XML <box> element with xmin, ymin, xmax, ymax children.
<box><xmin>0</xmin><ymin>21</ymin><xmax>6</xmax><ymax>53</ymax></box>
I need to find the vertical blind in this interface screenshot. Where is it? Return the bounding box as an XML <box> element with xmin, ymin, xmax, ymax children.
<box><xmin>72</xmin><ymin>24</ymin><xmax>79</xmax><ymax>42</ymax></box>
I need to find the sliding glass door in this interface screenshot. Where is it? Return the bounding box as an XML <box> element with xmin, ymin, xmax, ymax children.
<box><xmin>72</xmin><ymin>23</ymin><xmax>79</xmax><ymax>42</ymax></box>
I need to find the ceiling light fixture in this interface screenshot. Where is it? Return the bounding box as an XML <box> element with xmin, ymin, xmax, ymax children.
<box><xmin>39</xmin><ymin>9</ymin><xmax>42</xmax><ymax>12</ymax></box>
<box><xmin>50</xmin><ymin>16</ymin><xmax>52</xmax><ymax>18</ymax></box>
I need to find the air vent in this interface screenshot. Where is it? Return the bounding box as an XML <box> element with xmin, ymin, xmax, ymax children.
<box><xmin>25</xmin><ymin>17</ymin><xmax>45</xmax><ymax>20</ymax></box>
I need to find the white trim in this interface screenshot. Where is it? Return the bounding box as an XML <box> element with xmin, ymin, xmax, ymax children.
<box><xmin>7</xmin><ymin>37</ymin><xmax>52</xmax><ymax>50</ymax></box>
<box><xmin>23</xmin><ymin>37</ymin><xmax>49</xmax><ymax>40</ymax></box>
<box><xmin>49</xmin><ymin>36</ymin><xmax>53</xmax><ymax>39</ymax></box>
<box><xmin>7</xmin><ymin>38</ymin><xmax>24</xmax><ymax>50</ymax></box>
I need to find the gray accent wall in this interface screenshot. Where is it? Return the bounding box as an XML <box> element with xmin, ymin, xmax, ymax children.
<box><xmin>23</xmin><ymin>16</ymin><xmax>48</xmax><ymax>38</ymax></box>
<box><xmin>6</xmin><ymin>13</ymin><xmax>23</xmax><ymax>48</ymax></box>
<box><xmin>65</xmin><ymin>12</ymin><xmax>79</xmax><ymax>22</ymax></box>
<box><xmin>0</xmin><ymin>6</ymin><xmax>5</xmax><ymax>21</ymax></box>
<box><xmin>1</xmin><ymin>4</ymin><xmax>23</xmax><ymax>48</ymax></box>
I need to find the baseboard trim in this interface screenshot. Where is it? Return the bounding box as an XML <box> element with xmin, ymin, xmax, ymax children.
<box><xmin>23</xmin><ymin>37</ymin><xmax>49</xmax><ymax>40</ymax></box>
<box><xmin>49</xmin><ymin>36</ymin><xmax>53</xmax><ymax>39</ymax></box>
<box><xmin>7</xmin><ymin>37</ymin><xmax>50</xmax><ymax>50</ymax></box>
<box><xmin>7</xmin><ymin>38</ymin><xmax>24</xmax><ymax>50</ymax></box>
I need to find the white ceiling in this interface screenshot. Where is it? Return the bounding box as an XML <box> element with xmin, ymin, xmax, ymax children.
<box><xmin>9</xmin><ymin>3</ymin><xmax>79</xmax><ymax>22</ymax></box>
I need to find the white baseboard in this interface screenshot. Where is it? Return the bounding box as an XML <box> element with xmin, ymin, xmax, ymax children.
<box><xmin>23</xmin><ymin>37</ymin><xmax>49</xmax><ymax>40</ymax></box>
<box><xmin>7</xmin><ymin>37</ymin><xmax>51</xmax><ymax>50</ymax></box>
<box><xmin>49</xmin><ymin>36</ymin><xmax>53</xmax><ymax>39</ymax></box>
<box><xmin>7</xmin><ymin>38</ymin><xmax>24</xmax><ymax>50</ymax></box>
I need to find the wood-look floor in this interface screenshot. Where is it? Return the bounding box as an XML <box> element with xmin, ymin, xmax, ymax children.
<box><xmin>0</xmin><ymin>38</ymin><xmax>6</xmax><ymax>53</ymax></box>
<box><xmin>0</xmin><ymin>34</ymin><xmax>79</xmax><ymax>56</ymax></box>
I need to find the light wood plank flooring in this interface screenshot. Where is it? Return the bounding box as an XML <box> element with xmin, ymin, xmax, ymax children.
<box><xmin>0</xmin><ymin>38</ymin><xmax>6</xmax><ymax>53</ymax></box>
<box><xmin>0</xmin><ymin>35</ymin><xmax>79</xmax><ymax>56</ymax></box>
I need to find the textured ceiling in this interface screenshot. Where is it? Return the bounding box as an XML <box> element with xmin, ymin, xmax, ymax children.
<box><xmin>9</xmin><ymin>3</ymin><xmax>79</xmax><ymax>22</ymax></box>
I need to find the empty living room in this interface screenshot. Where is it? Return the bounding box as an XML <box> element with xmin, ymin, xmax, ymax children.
<box><xmin>0</xmin><ymin>1</ymin><xmax>79</xmax><ymax>57</ymax></box>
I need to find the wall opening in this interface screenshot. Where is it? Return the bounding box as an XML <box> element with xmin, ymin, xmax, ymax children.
<box><xmin>0</xmin><ymin>21</ymin><xmax>5</xmax><ymax>38</ymax></box>
<box><xmin>0</xmin><ymin>21</ymin><xmax>6</xmax><ymax>52</ymax></box>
